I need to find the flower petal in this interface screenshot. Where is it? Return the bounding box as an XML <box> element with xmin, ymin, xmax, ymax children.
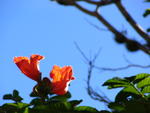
<box><xmin>50</xmin><ymin>65</ymin><xmax>75</xmax><ymax>95</ymax></box>
<box><xmin>14</xmin><ymin>54</ymin><xmax>44</xmax><ymax>81</ymax></box>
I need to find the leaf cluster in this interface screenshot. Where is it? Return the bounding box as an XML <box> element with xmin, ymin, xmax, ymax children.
<box><xmin>0</xmin><ymin>91</ymin><xmax>102</xmax><ymax>113</ymax></box>
<box><xmin>1</xmin><ymin>73</ymin><xmax>150</xmax><ymax>113</ymax></box>
<box><xmin>103</xmin><ymin>73</ymin><xmax>150</xmax><ymax>113</ymax></box>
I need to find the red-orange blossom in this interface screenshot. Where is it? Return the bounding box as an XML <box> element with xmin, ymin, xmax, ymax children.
<box><xmin>50</xmin><ymin>65</ymin><xmax>75</xmax><ymax>95</ymax></box>
<box><xmin>13</xmin><ymin>54</ymin><xmax>75</xmax><ymax>95</ymax></box>
<box><xmin>14</xmin><ymin>54</ymin><xmax>44</xmax><ymax>81</ymax></box>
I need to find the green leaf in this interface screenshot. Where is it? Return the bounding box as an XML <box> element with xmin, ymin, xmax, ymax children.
<box><xmin>4</xmin><ymin>103</ymin><xmax>29</xmax><ymax>109</ymax></box>
<box><xmin>3</xmin><ymin>94</ymin><xmax>13</xmax><ymax>100</ymax></box>
<box><xmin>69</xmin><ymin>100</ymin><xmax>83</xmax><ymax>107</ymax></box>
<box><xmin>122</xmin><ymin>86</ymin><xmax>140</xmax><ymax>95</ymax></box>
<box><xmin>137</xmin><ymin>77</ymin><xmax>150</xmax><ymax>88</ymax></box>
<box><xmin>13</xmin><ymin>96</ymin><xmax>23</xmax><ymax>102</ymax></box>
<box><xmin>13</xmin><ymin>90</ymin><xmax>19</xmax><ymax>97</ymax></box>
<box><xmin>108</xmin><ymin>102</ymin><xmax>124</xmax><ymax>112</ymax></box>
<box><xmin>3</xmin><ymin>90</ymin><xmax>23</xmax><ymax>102</ymax></box>
<box><xmin>135</xmin><ymin>73</ymin><xmax>150</xmax><ymax>81</ymax></box>
<box><xmin>1</xmin><ymin>103</ymin><xmax>18</xmax><ymax>113</ymax></box>
<box><xmin>107</xmin><ymin>84</ymin><xmax>129</xmax><ymax>89</ymax></box>
<box><xmin>16</xmin><ymin>103</ymin><xmax>29</xmax><ymax>109</ymax></box>
<box><xmin>74</xmin><ymin>106</ymin><xmax>99</xmax><ymax>113</ymax></box>
<box><xmin>0</xmin><ymin>103</ymin><xmax>29</xmax><ymax>113</ymax></box>
<box><xmin>23</xmin><ymin>107</ymin><xmax>29</xmax><ymax>113</ymax></box>
<box><xmin>30</xmin><ymin>98</ymin><xmax>43</xmax><ymax>106</ymax></box>
<box><xmin>30</xmin><ymin>91</ymin><xmax>39</xmax><ymax>97</ymax></box>
<box><xmin>49</xmin><ymin>92</ymin><xmax>71</xmax><ymax>102</ymax></box>
<box><xmin>32</xmin><ymin>101</ymin><xmax>73</xmax><ymax>112</ymax></box>
<box><xmin>115</xmin><ymin>90</ymin><xmax>140</xmax><ymax>102</ymax></box>
<box><xmin>143</xmin><ymin>9</ymin><xmax>150</xmax><ymax>17</ymax></box>
<box><xmin>2</xmin><ymin>103</ymin><xmax>18</xmax><ymax>107</ymax></box>
<box><xmin>99</xmin><ymin>110</ymin><xmax>111</xmax><ymax>113</ymax></box>
<box><xmin>141</xmin><ymin>85</ymin><xmax>150</xmax><ymax>94</ymax></box>
<box><xmin>124</xmin><ymin>76</ymin><xmax>136</xmax><ymax>82</ymax></box>
<box><xmin>103</xmin><ymin>77</ymin><xmax>128</xmax><ymax>86</ymax></box>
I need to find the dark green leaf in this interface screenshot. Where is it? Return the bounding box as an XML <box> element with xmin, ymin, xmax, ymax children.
<box><xmin>69</xmin><ymin>100</ymin><xmax>83</xmax><ymax>107</ymax></box>
<box><xmin>99</xmin><ymin>110</ymin><xmax>111</xmax><ymax>113</ymax></box>
<box><xmin>30</xmin><ymin>91</ymin><xmax>39</xmax><ymax>97</ymax></box>
<box><xmin>3</xmin><ymin>94</ymin><xmax>13</xmax><ymax>100</ymax></box>
<box><xmin>147</xmin><ymin>28</ymin><xmax>150</xmax><ymax>32</ymax></box>
<box><xmin>124</xmin><ymin>76</ymin><xmax>136</xmax><ymax>82</ymax></box>
<box><xmin>103</xmin><ymin>77</ymin><xmax>129</xmax><ymax>87</ymax></box>
<box><xmin>3</xmin><ymin>103</ymin><xmax>29</xmax><ymax>109</ymax></box>
<box><xmin>13</xmin><ymin>96</ymin><xmax>23</xmax><ymax>102</ymax></box>
<box><xmin>107</xmin><ymin>84</ymin><xmax>129</xmax><ymax>89</ymax></box>
<box><xmin>30</xmin><ymin>98</ymin><xmax>43</xmax><ymax>106</ymax></box>
<box><xmin>13</xmin><ymin>90</ymin><xmax>19</xmax><ymax>97</ymax></box>
<box><xmin>74</xmin><ymin>106</ymin><xmax>99</xmax><ymax>113</ymax></box>
<box><xmin>0</xmin><ymin>103</ymin><xmax>18</xmax><ymax>113</ymax></box>
<box><xmin>49</xmin><ymin>92</ymin><xmax>71</xmax><ymax>102</ymax></box>
<box><xmin>108</xmin><ymin>102</ymin><xmax>124</xmax><ymax>112</ymax></box>
<box><xmin>143</xmin><ymin>9</ymin><xmax>150</xmax><ymax>17</ymax></box>
<box><xmin>115</xmin><ymin>90</ymin><xmax>140</xmax><ymax>102</ymax></box>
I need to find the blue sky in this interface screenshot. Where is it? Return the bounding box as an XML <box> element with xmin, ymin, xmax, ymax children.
<box><xmin>0</xmin><ymin>0</ymin><xmax>150</xmax><ymax>110</ymax></box>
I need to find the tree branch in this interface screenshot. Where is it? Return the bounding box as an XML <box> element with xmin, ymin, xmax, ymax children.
<box><xmin>115</xmin><ymin>0</ymin><xmax>150</xmax><ymax>42</ymax></box>
<box><xmin>73</xmin><ymin>2</ymin><xmax>96</xmax><ymax>16</ymax></box>
<box><xmin>54</xmin><ymin>0</ymin><xmax>150</xmax><ymax>55</ymax></box>
<box><xmin>94</xmin><ymin>64</ymin><xmax>150</xmax><ymax>71</ymax></box>
<box><xmin>76</xmin><ymin>0</ymin><xmax>118</xmax><ymax>6</ymax></box>
<box><xmin>75</xmin><ymin>42</ymin><xmax>111</xmax><ymax>104</ymax></box>
<box><xmin>94</xmin><ymin>11</ymin><xmax>150</xmax><ymax>55</ymax></box>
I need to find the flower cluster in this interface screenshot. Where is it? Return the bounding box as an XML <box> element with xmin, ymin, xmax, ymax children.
<box><xmin>14</xmin><ymin>54</ymin><xmax>75</xmax><ymax>95</ymax></box>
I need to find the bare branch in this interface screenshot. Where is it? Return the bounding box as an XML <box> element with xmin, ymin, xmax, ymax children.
<box><xmin>77</xmin><ymin>0</ymin><xmax>118</xmax><ymax>7</ymax></box>
<box><xmin>75</xmin><ymin>42</ymin><xmax>111</xmax><ymax>104</ymax></box>
<box><xmin>74</xmin><ymin>42</ymin><xmax>89</xmax><ymax>62</ymax></box>
<box><xmin>85</xmin><ymin>18</ymin><xmax>108</xmax><ymax>31</ymax></box>
<box><xmin>115</xmin><ymin>1</ymin><xmax>150</xmax><ymax>42</ymax></box>
<box><xmin>73</xmin><ymin>2</ymin><xmax>96</xmax><ymax>16</ymax></box>
<box><xmin>94</xmin><ymin>64</ymin><xmax>150</xmax><ymax>71</ymax></box>
<box><xmin>87</xmin><ymin>62</ymin><xmax>111</xmax><ymax>104</ymax></box>
<box><xmin>71</xmin><ymin>1</ymin><xmax>150</xmax><ymax>55</ymax></box>
<box><xmin>94</xmin><ymin>11</ymin><xmax>150</xmax><ymax>55</ymax></box>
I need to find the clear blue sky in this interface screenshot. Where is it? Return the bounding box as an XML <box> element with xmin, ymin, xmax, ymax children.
<box><xmin>0</xmin><ymin>0</ymin><xmax>150</xmax><ymax>110</ymax></box>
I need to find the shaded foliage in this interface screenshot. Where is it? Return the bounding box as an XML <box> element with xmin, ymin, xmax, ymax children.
<box><xmin>1</xmin><ymin>73</ymin><xmax>150</xmax><ymax>113</ymax></box>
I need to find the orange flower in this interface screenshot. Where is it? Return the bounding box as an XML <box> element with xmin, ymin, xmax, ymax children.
<box><xmin>14</xmin><ymin>54</ymin><xmax>44</xmax><ymax>82</ymax></box>
<box><xmin>50</xmin><ymin>65</ymin><xmax>75</xmax><ymax>95</ymax></box>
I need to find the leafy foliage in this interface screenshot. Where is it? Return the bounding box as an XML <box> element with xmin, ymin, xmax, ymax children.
<box><xmin>103</xmin><ymin>73</ymin><xmax>150</xmax><ymax>113</ymax></box>
<box><xmin>1</xmin><ymin>91</ymin><xmax>100</xmax><ymax>113</ymax></box>
<box><xmin>1</xmin><ymin>73</ymin><xmax>150</xmax><ymax>113</ymax></box>
<box><xmin>3</xmin><ymin>90</ymin><xmax>23</xmax><ymax>103</ymax></box>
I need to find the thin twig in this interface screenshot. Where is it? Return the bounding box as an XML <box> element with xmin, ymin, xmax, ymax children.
<box><xmin>75</xmin><ymin>42</ymin><xmax>111</xmax><ymax>104</ymax></box>
<box><xmin>74</xmin><ymin>42</ymin><xmax>89</xmax><ymax>62</ymax></box>
<box><xmin>94</xmin><ymin>64</ymin><xmax>150</xmax><ymax>71</ymax></box>
<box><xmin>85</xmin><ymin>18</ymin><xmax>108</xmax><ymax>31</ymax></box>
